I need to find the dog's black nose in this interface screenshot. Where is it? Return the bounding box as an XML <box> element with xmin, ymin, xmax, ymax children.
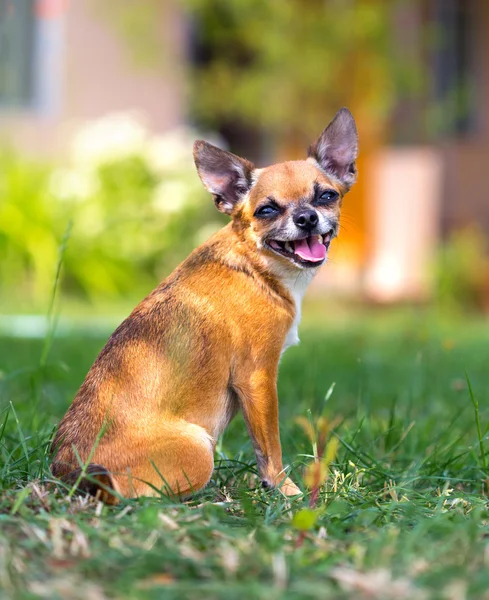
<box><xmin>294</xmin><ymin>209</ymin><xmax>318</xmax><ymax>230</ymax></box>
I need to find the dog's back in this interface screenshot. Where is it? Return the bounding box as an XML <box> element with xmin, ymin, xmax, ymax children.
<box><xmin>51</xmin><ymin>226</ymin><xmax>292</xmax><ymax>501</ymax></box>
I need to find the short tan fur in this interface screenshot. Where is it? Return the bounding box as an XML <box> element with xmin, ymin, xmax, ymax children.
<box><xmin>51</xmin><ymin>108</ymin><xmax>359</xmax><ymax>503</ymax></box>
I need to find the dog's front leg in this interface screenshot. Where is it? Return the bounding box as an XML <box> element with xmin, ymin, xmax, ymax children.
<box><xmin>235</xmin><ymin>370</ymin><xmax>302</xmax><ymax>497</ymax></box>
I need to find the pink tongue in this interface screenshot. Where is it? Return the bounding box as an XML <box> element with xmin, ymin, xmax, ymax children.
<box><xmin>293</xmin><ymin>236</ymin><xmax>326</xmax><ymax>262</ymax></box>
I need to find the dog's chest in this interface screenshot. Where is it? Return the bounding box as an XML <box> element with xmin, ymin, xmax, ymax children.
<box><xmin>281</xmin><ymin>274</ymin><xmax>313</xmax><ymax>354</ymax></box>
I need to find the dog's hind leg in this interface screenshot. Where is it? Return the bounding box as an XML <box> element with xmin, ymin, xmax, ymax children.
<box><xmin>53</xmin><ymin>419</ymin><xmax>215</xmax><ymax>502</ymax></box>
<box><xmin>104</xmin><ymin>420</ymin><xmax>215</xmax><ymax>500</ymax></box>
<box><xmin>52</xmin><ymin>463</ymin><xmax>122</xmax><ymax>505</ymax></box>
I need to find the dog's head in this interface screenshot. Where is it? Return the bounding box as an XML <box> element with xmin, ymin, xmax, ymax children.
<box><xmin>194</xmin><ymin>108</ymin><xmax>358</xmax><ymax>270</ymax></box>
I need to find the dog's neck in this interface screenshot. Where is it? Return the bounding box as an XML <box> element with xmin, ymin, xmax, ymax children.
<box><xmin>278</xmin><ymin>268</ymin><xmax>316</xmax><ymax>353</ymax></box>
<box><xmin>209</xmin><ymin>224</ymin><xmax>318</xmax><ymax>352</ymax></box>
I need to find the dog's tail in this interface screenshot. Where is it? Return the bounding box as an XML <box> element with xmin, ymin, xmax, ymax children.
<box><xmin>52</xmin><ymin>463</ymin><xmax>121</xmax><ymax>505</ymax></box>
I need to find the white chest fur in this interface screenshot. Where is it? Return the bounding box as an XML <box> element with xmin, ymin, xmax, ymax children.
<box><xmin>281</xmin><ymin>271</ymin><xmax>316</xmax><ymax>354</ymax></box>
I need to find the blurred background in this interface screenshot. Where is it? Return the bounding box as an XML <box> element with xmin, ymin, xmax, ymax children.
<box><xmin>0</xmin><ymin>0</ymin><xmax>488</xmax><ymax>323</ymax></box>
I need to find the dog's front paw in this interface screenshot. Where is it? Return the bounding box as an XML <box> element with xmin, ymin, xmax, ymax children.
<box><xmin>262</xmin><ymin>476</ymin><xmax>302</xmax><ymax>497</ymax></box>
<box><xmin>279</xmin><ymin>477</ymin><xmax>303</xmax><ymax>497</ymax></box>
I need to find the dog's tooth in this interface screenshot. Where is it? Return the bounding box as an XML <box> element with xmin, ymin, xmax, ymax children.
<box><xmin>285</xmin><ymin>242</ymin><xmax>293</xmax><ymax>253</ymax></box>
<box><xmin>317</xmin><ymin>235</ymin><xmax>322</xmax><ymax>243</ymax></box>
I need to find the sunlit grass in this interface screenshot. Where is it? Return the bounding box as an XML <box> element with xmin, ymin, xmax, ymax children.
<box><xmin>1</xmin><ymin>306</ymin><xmax>489</xmax><ymax>598</ymax></box>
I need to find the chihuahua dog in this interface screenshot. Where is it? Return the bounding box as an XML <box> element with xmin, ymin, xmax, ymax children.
<box><xmin>51</xmin><ymin>108</ymin><xmax>358</xmax><ymax>503</ymax></box>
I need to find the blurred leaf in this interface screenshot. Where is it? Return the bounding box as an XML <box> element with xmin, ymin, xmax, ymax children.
<box><xmin>291</xmin><ymin>508</ymin><xmax>320</xmax><ymax>532</ymax></box>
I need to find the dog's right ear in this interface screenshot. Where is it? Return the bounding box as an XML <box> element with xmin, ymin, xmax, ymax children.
<box><xmin>308</xmin><ymin>108</ymin><xmax>359</xmax><ymax>190</ymax></box>
<box><xmin>193</xmin><ymin>141</ymin><xmax>255</xmax><ymax>215</ymax></box>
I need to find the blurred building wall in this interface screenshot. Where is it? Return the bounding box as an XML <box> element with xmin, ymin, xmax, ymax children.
<box><xmin>0</xmin><ymin>0</ymin><xmax>186</xmax><ymax>157</ymax></box>
<box><xmin>438</xmin><ymin>0</ymin><xmax>489</xmax><ymax>235</ymax></box>
<box><xmin>364</xmin><ymin>148</ymin><xmax>442</xmax><ymax>302</ymax></box>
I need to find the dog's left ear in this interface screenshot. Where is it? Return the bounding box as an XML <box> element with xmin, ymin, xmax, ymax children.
<box><xmin>193</xmin><ymin>141</ymin><xmax>255</xmax><ymax>215</ymax></box>
<box><xmin>308</xmin><ymin>108</ymin><xmax>359</xmax><ymax>189</ymax></box>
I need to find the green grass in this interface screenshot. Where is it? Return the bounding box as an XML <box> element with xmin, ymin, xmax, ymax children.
<box><xmin>1</xmin><ymin>304</ymin><xmax>489</xmax><ymax>599</ymax></box>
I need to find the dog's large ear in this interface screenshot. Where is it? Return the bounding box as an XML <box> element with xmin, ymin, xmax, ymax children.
<box><xmin>193</xmin><ymin>141</ymin><xmax>255</xmax><ymax>215</ymax></box>
<box><xmin>308</xmin><ymin>108</ymin><xmax>359</xmax><ymax>189</ymax></box>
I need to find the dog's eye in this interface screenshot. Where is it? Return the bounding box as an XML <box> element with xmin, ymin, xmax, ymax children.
<box><xmin>255</xmin><ymin>204</ymin><xmax>279</xmax><ymax>218</ymax></box>
<box><xmin>318</xmin><ymin>190</ymin><xmax>339</xmax><ymax>204</ymax></box>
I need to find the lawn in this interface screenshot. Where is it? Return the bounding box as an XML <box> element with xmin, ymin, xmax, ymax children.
<box><xmin>1</xmin><ymin>303</ymin><xmax>489</xmax><ymax>599</ymax></box>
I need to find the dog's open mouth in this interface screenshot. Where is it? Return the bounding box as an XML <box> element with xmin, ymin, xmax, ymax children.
<box><xmin>266</xmin><ymin>232</ymin><xmax>332</xmax><ymax>267</ymax></box>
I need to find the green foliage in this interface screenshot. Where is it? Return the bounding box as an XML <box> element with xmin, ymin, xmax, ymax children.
<box><xmin>187</xmin><ymin>0</ymin><xmax>397</xmax><ymax>136</ymax></box>
<box><xmin>97</xmin><ymin>1</ymin><xmax>419</xmax><ymax>144</ymax></box>
<box><xmin>0</xmin><ymin>118</ymin><xmax>225</xmax><ymax>309</ymax></box>
<box><xmin>0</xmin><ymin>151</ymin><xmax>61</xmax><ymax>301</ymax></box>
<box><xmin>434</xmin><ymin>227</ymin><xmax>489</xmax><ymax>313</ymax></box>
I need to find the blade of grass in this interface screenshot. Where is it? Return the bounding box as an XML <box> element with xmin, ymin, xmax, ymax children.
<box><xmin>10</xmin><ymin>485</ymin><xmax>31</xmax><ymax>515</ymax></box>
<box><xmin>466</xmin><ymin>370</ymin><xmax>487</xmax><ymax>474</ymax></box>
<box><xmin>0</xmin><ymin>404</ymin><xmax>11</xmax><ymax>444</ymax></box>
<box><xmin>9</xmin><ymin>402</ymin><xmax>30</xmax><ymax>469</ymax></box>
<box><xmin>40</xmin><ymin>220</ymin><xmax>72</xmax><ymax>368</ymax></box>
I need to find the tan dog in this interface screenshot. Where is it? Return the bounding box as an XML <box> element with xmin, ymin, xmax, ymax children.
<box><xmin>51</xmin><ymin>108</ymin><xmax>358</xmax><ymax>503</ymax></box>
